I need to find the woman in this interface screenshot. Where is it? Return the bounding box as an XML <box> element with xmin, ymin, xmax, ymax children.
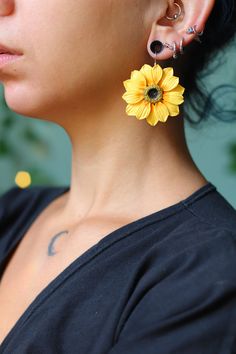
<box><xmin>0</xmin><ymin>0</ymin><xmax>236</xmax><ymax>353</ymax></box>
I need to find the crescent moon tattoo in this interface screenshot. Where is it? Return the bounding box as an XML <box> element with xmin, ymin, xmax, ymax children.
<box><xmin>48</xmin><ymin>230</ymin><xmax>69</xmax><ymax>256</ymax></box>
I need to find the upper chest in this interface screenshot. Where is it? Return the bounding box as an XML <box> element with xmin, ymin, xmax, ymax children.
<box><xmin>0</xmin><ymin>211</ymin><xmax>130</xmax><ymax>347</ymax></box>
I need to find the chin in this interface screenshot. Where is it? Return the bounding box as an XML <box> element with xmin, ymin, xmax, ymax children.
<box><xmin>2</xmin><ymin>83</ymin><xmax>59</xmax><ymax>121</ymax></box>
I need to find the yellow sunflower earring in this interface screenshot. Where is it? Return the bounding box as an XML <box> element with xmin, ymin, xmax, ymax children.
<box><xmin>122</xmin><ymin>39</ymin><xmax>185</xmax><ymax>127</ymax></box>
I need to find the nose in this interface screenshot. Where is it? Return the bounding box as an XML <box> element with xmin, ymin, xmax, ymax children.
<box><xmin>0</xmin><ymin>0</ymin><xmax>14</xmax><ymax>16</ymax></box>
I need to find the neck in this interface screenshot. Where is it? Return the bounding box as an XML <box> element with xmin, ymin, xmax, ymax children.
<box><xmin>55</xmin><ymin>88</ymin><xmax>207</xmax><ymax>223</ymax></box>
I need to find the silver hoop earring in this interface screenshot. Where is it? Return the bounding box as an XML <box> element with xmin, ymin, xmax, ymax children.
<box><xmin>172</xmin><ymin>42</ymin><xmax>178</xmax><ymax>59</ymax></box>
<box><xmin>163</xmin><ymin>41</ymin><xmax>178</xmax><ymax>59</ymax></box>
<box><xmin>165</xmin><ymin>2</ymin><xmax>182</xmax><ymax>21</ymax></box>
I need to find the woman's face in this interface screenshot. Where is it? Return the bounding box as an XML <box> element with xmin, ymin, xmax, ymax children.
<box><xmin>0</xmin><ymin>0</ymin><xmax>155</xmax><ymax>122</ymax></box>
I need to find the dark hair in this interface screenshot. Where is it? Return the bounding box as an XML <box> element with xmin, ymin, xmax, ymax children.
<box><xmin>176</xmin><ymin>0</ymin><xmax>236</xmax><ymax>127</ymax></box>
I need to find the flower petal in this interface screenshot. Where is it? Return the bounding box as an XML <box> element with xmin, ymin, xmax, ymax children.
<box><xmin>126</xmin><ymin>101</ymin><xmax>151</xmax><ymax>120</ymax></box>
<box><xmin>158</xmin><ymin>67</ymin><xmax>176</xmax><ymax>90</ymax></box>
<box><xmin>146</xmin><ymin>104</ymin><xmax>158</xmax><ymax>126</ymax></box>
<box><xmin>164</xmin><ymin>101</ymin><xmax>180</xmax><ymax>116</ymax></box>
<box><xmin>140</xmin><ymin>64</ymin><xmax>163</xmax><ymax>86</ymax></box>
<box><xmin>130</xmin><ymin>70</ymin><xmax>146</xmax><ymax>88</ymax></box>
<box><xmin>163</xmin><ymin>92</ymin><xmax>184</xmax><ymax>105</ymax></box>
<box><xmin>123</xmin><ymin>79</ymin><xmax>145</xmax><ymax>92</ymax></box>
<box><xmin>159</xmin><ymin>67</ymin><xmax>174</xmax><ymax>83</ymax></box>
<box><xmin>152</xmin><ymin>64</ymin><xmax>163</xmax><ymax>85</ymax></box>
<box><xmin>161</xmin><ymin>75</ymin><xmax>179</xmax><ymax>91</ymax></box>
<box><xmin>155</xmin><ymin>101</ymin><xmax>170</xmax><ymax>122</ymax></box>
<box><xmin>122</xmin><ymin>90</ymin><xmax>144</xmax><ymax>104</ymax></box>
<box><xmin>140</xmin><ymin>64</ymin><xmax>153</xmax><ymax>86</ymax></box>
<box><xmin>168</xmin><ymin>84</ymin><xmax>185</xmax><ymax>95</ymax></box>
<box><xmin>146</xmin><ymin>101</ymin><xmax>169</xmax><ymax>126</ymax></box>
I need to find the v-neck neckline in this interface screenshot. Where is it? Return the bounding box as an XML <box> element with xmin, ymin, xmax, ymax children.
<box><xmin>0</xmin><ymin>181</ymin><xmax>216</xmax><ymax>352</ymax></box>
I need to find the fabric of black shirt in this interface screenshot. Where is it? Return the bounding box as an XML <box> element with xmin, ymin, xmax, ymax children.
<box><xmin>0</xmin><ymin>181</ymin><xmax>236</xmax><ymax>354</ymax></box>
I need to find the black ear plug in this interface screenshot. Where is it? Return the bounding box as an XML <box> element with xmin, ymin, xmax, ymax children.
<box><xmin>150</xmin><ymin>40</ymin><xmax>164</xmax><ymax>54</ymax></box>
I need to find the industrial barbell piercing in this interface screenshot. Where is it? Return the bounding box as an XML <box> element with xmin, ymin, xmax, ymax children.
<box><xmin>165</xmin><ymin>2</ymin><xmax>182</xmax><ymax>21</ymax></box>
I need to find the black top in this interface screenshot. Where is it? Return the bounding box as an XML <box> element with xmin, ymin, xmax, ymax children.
<box><xmin>0</xmin><ymin>181</ymin><xmax>236</xmax><ymax>354</ymax></box>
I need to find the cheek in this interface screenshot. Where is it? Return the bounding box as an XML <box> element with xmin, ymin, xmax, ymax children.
<box><xmin>3</xmin><ymin>0</ymin><xmax>131</xmax><ymax>118</ymax></box>
<box><xmin>25</xmin><ymin>0</ymin><xmax>128</xmax><ymax>92</ymax></box>
<box><xmin>3</xmin><ymin>47</ymin><xmax>106</xmax><ymax>120</ymax></box>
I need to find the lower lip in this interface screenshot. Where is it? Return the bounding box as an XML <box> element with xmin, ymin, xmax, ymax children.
<box><xmin>0</xmin><ymin>53</ymin><xmax>23</xmax><ymax>67</ymax></box>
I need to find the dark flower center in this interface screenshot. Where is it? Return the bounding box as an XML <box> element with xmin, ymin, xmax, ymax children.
<box><xmin>144</xmin><ymin>85</ymin><xmax>163</xmax><ymax>103</ymax></box>
<box><xmin>148</xmin><ymin>88</ymin><xmax>159</xmax><ymax>99</ymax></box>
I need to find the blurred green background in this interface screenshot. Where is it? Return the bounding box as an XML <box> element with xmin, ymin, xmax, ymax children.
<box><xmin>0</xmin><ymin>40</ymin><xmax>236</xmax><ymax>208</ymax></box>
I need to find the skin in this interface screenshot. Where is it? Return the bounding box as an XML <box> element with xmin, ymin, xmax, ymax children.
<box><xmin>0</xmin><ymin>0</ymin><xmax>215</xmax><ymax>252</ymax></box>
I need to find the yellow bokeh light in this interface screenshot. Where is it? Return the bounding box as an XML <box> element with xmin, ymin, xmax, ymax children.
<box><xmin>15</xmin><ymin>171</ymin><xmax>31</xmax><ymax>188</ymax></box>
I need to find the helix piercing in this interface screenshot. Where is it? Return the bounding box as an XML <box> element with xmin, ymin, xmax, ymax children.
<box><xmin>165</xmin><ymin>2</ymin><xmax>182</xmax><ymax>21</ymax></box>
<box><xmin>186</xmin><ymin>25</ymin><xmax>204</xmax><ymax>43</ymax></box>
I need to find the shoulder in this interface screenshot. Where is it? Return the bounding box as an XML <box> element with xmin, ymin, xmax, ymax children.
<box><xmin>0</xmin><ymin>185</ymin><xmax>43</xmax><ymax>217</ymax></box>
<box><xmin>143</xmin><ymin>225</ymin><xmax>236</xmax><ymax>287</ymax></box>
<box><xmin>147</xmin><ymin>183</ymin><xmax>236</xmax><ymax>259</ymax></box>
<box><xmin>0</xmin><ymin>186</ymin><xmax>34</xmax><ymax>219</ymax></box>
<box><xmin>0</xmin><ymin>184</ymin><xmax>68</xmax><ymax>222</ymax></box>
<box><xmin>171</xmin><ymin>228</ymin><xmax>236</xmax><ymax>283</ymax></box>
<box><xmin>110</xmin><ymin>228</ymin><xmax>236</xmax><ymax>353</ymax></box>
<box><xmin>182</xmin><ymin>185</ymin><xmax>236</xmax><ymax>235</ymax></box>
<box><xmin>0</xmin><ymin>184</ymin><xmax>49</xmax><ymax>202</ymax></box>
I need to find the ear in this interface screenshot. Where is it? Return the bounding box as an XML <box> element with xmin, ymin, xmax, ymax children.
<box><xmin>147</xmin><ymin>0</ymin><xmax>216</xmax><ymax>61</ymax></box>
